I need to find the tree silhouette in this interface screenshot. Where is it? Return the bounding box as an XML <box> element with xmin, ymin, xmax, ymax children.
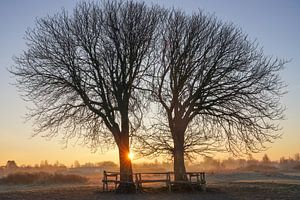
<box><xmin>139</xmin><ymin>10</ymin><xmax>285</xmax><ymax>181</ymax></box>
<box><xmin>6</xmin><ymin>160</ymin><xmax>18</xmax><ymax>169</ymax></box>
<box><xmin>11</xmin><ymin>1</ymin><xmax>160</xmax><ymax>192</ymax></box>
<box><xmin>262</xmin><ymin>154</ymin><xmax>271</xmax><ymax>164</ymax></box>
<box><xmin>11</xmin><ymin>0</ymin><xmax>286</xmax><ymax>188</ymax></box>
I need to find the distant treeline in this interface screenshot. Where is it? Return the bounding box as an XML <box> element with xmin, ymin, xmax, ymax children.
<box><xmin>1</xmin><ymin>153</ymin><xmax>300</xmax><ymax>174</ymax></box>
<box><xmin>0</xmin><ymin>160</ymin><xmax>118</xmax><ymax>172</ymax></box>
<box><xmin>187</xmin><ymin>153</ymin><xmax>300</xmax><ymax>172</ymax></box>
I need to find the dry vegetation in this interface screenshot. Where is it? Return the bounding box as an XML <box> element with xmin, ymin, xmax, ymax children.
<box><xmin>1</xmin><ymin>155</ymin><xmax>300</xmax><ymax>199</ymax></box>
<box><xmin>0</xmin><ymin>172</ymin><xmax>87</xmax><ymax>185</ymax></box>
<box><xmin>1</xmin><ymin>153</ymin><xmax>300</xmax><ymax>178</ymax></box>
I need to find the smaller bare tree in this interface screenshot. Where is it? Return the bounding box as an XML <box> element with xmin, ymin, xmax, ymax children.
<box><xmin>138</xmin><ymin>10</ymin><xmax>286</xmax><ymax>182</ymax></box>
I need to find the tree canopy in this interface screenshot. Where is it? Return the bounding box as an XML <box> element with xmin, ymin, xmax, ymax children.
<box><xmin>12</xmin><ymin>0</ymin><xmax>161</xmax><ymax>192</ymax></box>
<box><xmin>136</xmin><ymin>9</ymin><xmax>285</xmax><ymax>180</ymax></box>
<box><xmin>11</xmin><ymin>0</ymin><xmax>286</xmax><ymax>185</ymax></box>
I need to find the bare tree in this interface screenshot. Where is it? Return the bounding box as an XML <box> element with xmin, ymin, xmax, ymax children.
<box><xmin>11</xmin><ymin>1</ymin><xmax>160</xmax><ymax>192</ymax></box>
<box><xmin>262</xmin><ymin>154</ymin><xmax>271</xmax><ymax>164</ymax></box>
<box><xmin>144</xmin><ymin>10</ymin><xmax>286</xmax><ymax>181</ymax></box>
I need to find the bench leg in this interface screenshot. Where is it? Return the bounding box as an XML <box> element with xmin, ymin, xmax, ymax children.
<box><xmin>137</xmin><ymin>182</ymin><xmax>142</xmax><ymax>191</ymax></box>
<box><xmin>103</xmin><ymin>182</ymin><xmax>107</xmax><ymax>191</ymax></box>
<box><xmin>167</xmin><ymin>182</ymin><xmax>171</xmax><ymax>192</ymax></box>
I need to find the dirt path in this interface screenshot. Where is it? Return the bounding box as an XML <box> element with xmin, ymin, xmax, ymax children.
<box><xmin>0</xmin><ymin>182</ymin><xmax>300</xmax><ymax>200</ymax></box>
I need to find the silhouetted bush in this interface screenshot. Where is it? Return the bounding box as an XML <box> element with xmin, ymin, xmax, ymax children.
<box><xmin>6</xmin><ymin>160</ymin><xmax>18</xmax><ymax>169</ymax></box>
<box><xmin>0</xmin><ymin>172</ymin><xmax>87</xmax><ymax>185</ymax></box>
<box><xmin>294</xmin><ymin>165</ymin><xmax>300</xmax><ymax>170</ymax></box>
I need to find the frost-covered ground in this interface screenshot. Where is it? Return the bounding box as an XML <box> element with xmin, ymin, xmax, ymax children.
<box><xmin>1</xmin><ymin>171</ymin><xmax>300</xmax><ymax>200</ymax></box>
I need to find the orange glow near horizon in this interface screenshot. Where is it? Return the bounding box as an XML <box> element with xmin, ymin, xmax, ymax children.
<box><xmin>0</xmin><ymin>118</ymin><xmax>299</xmax><ymax>167</ymax></box>
<box><xmin>1</xmin><ymin>140</ymin><xmax>299</xmax><ymax>168</ymax></box>
<box><xmin>128</xmin><ymin>152</ymin><xmax>134</xmax><ymax>160</ymax></box>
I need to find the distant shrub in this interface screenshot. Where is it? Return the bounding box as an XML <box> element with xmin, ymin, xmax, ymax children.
<box><xmin>0</xmin><ymin>172</ymin><xmax>87</xmax><ymax>185</ymax></box>
<box><xmin>294</xmin><ymin>165</ymin><xmax>300</xmax><ymax>170</ymax></box>
<box><xmin>6</xmin><ymin>160</ymin><xmax>18</xmax><ymax>169</ymax></box>
<box><xmin>239</xmin><ymin>164</ymin><xmax>278</xmax><ymax>172</ymax></box>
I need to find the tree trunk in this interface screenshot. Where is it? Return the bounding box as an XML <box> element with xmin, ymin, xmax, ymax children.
<box><xmin>173</xmin><ymin>143</ymin><xmax>187</xmax><ymax>181</ymax></box>
<box><xmin>115</xmin><ymin>130</ymin><xmax>136</xmax><ymax>193</ymax></box>
<box><xmin>173</xmin><ymin>126</ymin><xmax>187</xmax><ymax>181</ymax></box>
<box><xmin>172</xmin><ymin>134</ymin><xmax>190</xmax><ymax>191</ymax></box>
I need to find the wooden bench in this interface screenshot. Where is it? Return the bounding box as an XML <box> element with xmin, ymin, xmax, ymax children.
<box><xmin>135</xmin><ymin>172</ymin><xmax>171</xmax><ymax>191</ymax></box>
<box><xmin>102</xmin><ymin>171</ymin><xmax>136</xmax><ymax>191</ymax></box>
<box><xmin>102</xmin><ymin>171</ymin><xmax>206</xmax><ymax>192</ymax></box>
<box><xmin>102</xmin><ymin>171</ymin><xmax>120</xmax><ymax>191</ymax></box>
<box><xmin>187</xmin><ymin>172</ymin><xmax>206</xmax><ymax>185</ymax></box>
<box><xmin>169</xmin><ymin>172</ymin><xmax>206</xmax><ymax>191</ymax></box>
<box><xmin>188</xmin><ymin>172</ymin><xmax>206</xmax><ymax>190</ymax></box>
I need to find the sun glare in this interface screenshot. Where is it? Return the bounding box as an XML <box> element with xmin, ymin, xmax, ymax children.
<box><xmin>128</xmin><ymin>152</ymin><xmax>134</xmax><ymax>160</ymax></box>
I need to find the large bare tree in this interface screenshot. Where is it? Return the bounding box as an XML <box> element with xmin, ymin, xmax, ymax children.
<box><xmin>142</xmin><ymin>10</ymin><xmax>286</xmax><ymax>181</ymax></box>
<box><xmin>11</xmin><ymin>1</ymin><xmax>160</xmax><ymax>192</ymax></box>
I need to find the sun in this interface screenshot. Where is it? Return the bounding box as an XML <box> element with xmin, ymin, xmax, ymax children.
<box><xmin>128</xmin><ymin>152</ymin><xmax>134</xmax><ymax>160</ymax></box>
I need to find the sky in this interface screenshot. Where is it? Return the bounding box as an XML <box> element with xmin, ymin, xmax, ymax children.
<box><xmin>0</xmin><ymin>0</ymin><xmax>299</xmax><ymax>167</ymax></box>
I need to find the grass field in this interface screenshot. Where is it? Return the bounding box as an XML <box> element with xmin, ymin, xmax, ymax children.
<box><xmin>0</xmin><ymin>171</ymin><xmax>300</xmax><ymax>199</ymax></box>
<box><xmin>0</xmin><ymin>182</ymin><xmax>300</xmax><ymax>200</ymax></box>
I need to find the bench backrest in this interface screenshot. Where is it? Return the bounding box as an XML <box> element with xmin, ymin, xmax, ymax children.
<box><xmin>103</xmin><ymin>171</ymin><xmax>205</xmax><ymax>183</ymax></box>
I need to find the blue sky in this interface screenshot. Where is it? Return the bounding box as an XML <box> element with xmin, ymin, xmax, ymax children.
<box><xmin>0</xmin><ymin>0</ymin><xmax>299</xmax><ymax>166</ymax></box>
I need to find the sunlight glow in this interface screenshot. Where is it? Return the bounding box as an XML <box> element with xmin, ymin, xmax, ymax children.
<box><xmin>128</xmin><ymin>152</ymin><xmax>134</xmax><ymax>160</ymax></box>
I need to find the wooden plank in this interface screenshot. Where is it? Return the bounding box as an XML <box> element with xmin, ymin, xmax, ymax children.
<box><xmin>137</xmin><ymin>179</ymin><xmax>168</xmax><ymax>183</ymax></box>
<box><xmin>102</xmin><ymin>180</ymin><xmax>120</xmax><ymax>183</ymax></box>
<box><xmin>106</xmin><ymin>174</ymin><xmax>118</xmax><ymax>177</ymax></box>
<box><xmin>134</xmin><ymin>172</ymin><xmax>171</xmax><ymax>175</ymax></box>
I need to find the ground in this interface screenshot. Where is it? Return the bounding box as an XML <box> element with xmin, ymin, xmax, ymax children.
<box><xmin>1</xmin><ymin>172</ymin><xmax>300</xmax><ymax>200</ymax></box>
